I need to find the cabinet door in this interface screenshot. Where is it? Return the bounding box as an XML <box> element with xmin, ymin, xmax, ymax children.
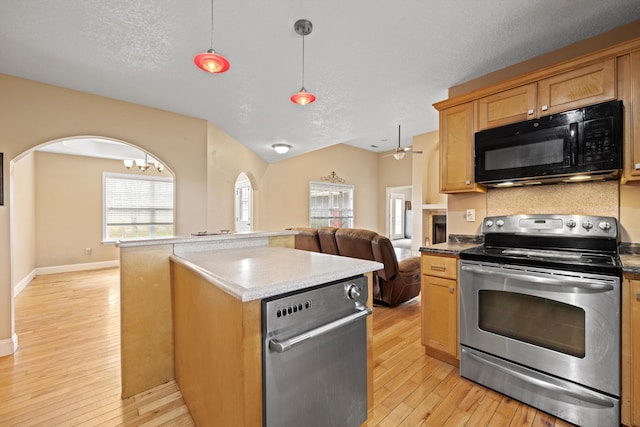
<box><xmin>477</xmin><ymin>83</ymin><xmax>537</xmax><ymax>131</ymax></box>
<box><xmin>421</xmin><ymin>275</ymin><xmax>457</xmax><ymax>359</ymax></box>
<box><xmin>621</xmin><ymin>51</ymin><xmax>640</xmax><ymax>182</ymax></box>
<box><xmin>439</xmin><ymin>102</ymin><xmax>483</xmax><ymax>193</ymax></box>
<box><xmin>538</xmin><ymin>58</ymin><xmax>616</xmax><ymax>115</ymax></box>
<box><xmin>632</xmin><ymin>280</ymin><xmax>640</xmax><ymax>427</ymax></box>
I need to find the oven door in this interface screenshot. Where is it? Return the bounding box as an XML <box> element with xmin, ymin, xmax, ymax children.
<box><xmin>459</xmin><ymin>260</ymin><xmax>620</xmax><ymax>396</ymax></box>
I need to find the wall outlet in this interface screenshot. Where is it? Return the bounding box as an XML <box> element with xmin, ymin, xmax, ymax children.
<box><xmin>84</xmin><ymin>247</ymin><xmax>92</xmax><ymax>255</ymax></box>
<box><xmin>466</xmin><ymin>209</ymin><xmax>476</xmax><ymax>222</ymax></box>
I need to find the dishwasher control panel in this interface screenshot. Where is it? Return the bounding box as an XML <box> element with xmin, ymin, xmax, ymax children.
<box><xmin>262</xmin><ymin>275</ymin><xmax>368</xmax><ymax>333</ymax></box>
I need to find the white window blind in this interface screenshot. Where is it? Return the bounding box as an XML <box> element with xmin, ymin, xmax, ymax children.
<box><xmin>103</xmin><ymin>173</ymin><xmax>174</xmax><ymax>241</ymax></box>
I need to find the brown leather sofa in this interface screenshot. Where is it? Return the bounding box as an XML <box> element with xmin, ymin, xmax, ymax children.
<box><xmin>291</xmin><ymin>227</ymin><xmax>421</xmax><ymax>306</ymax></box>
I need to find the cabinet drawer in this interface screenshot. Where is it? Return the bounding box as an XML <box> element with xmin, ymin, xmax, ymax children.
<box><xmin>422</xmin><ymin>255</ymin><xmax>458</xmax><ymax>280</ymax></box>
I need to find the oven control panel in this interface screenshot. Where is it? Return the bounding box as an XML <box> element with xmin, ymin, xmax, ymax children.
<box><xmin>482</xmin><ymin>214</ymin><xmax>618</xmax><ymax>238</ymax></box>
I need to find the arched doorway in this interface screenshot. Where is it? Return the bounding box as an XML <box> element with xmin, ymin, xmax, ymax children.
<box><xmin>9</xmin><ymin>136</ymin><xmax>174</xmax><ymax>346</ymax></box>
<box><xmin>234</xmin><ymin>172</ymin><xmax>253</xmax><ymax>232</ymax></box>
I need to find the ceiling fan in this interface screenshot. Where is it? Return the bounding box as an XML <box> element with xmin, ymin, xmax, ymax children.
<box><xmin>385</xmin><ymin>125</ymin><xmax>423</xmax><ymax>160</ymax></box>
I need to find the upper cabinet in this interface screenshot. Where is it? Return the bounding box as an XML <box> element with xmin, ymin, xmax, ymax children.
<box><xmin>476</xmin><ymin>59</ymin><xmax>616</xmax><ymax>132</ymax></box>
<box><xmin>439</xmin><ymin>102</ymin><xmax>484</xmax><ymax>193</ymax></box>
<box><xmin>477</xmin><ymin>84</ymin><xmax>537</xmax><ymax>131</ymax></box>
<box><xmin>538</xmin><ymin>58</ymin><xmax>616</xmax><ymax>115</ymax></box>
<box><xmin>620</xmin><ymin>51</ymin><xmax>640</xmax><ymax>182</ymax></box>
<box><xmin>436</xmin><ymin>54</ymin><xmax>624</xmax><ymax>193</ymax></box>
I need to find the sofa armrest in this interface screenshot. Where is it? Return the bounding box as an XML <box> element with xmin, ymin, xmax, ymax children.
<box><xmin>398</xmin><ymin>256</ymin><xmax>420</xmax><ymax>273</ymax></box>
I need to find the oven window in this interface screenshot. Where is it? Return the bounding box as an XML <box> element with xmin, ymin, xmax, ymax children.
<box><xmin>478</xmin><ymin>290</ymin><xmax>585</xmax><ymax>358</ymax></box>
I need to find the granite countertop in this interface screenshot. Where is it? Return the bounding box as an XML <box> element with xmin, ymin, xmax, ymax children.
<box><xmin>170</xmin><ymin>246</ymin><xmax>383</xmax><ymax>302</ymax></box>
<box><xmin>620</xmin><ymin>243</ymin><xmax>640</xmax><ymax>275</ymax></box>
<box><xmin>420</xmin><ymin>235</ymin><xmax>483</xmax><ymax>256</ymax></box>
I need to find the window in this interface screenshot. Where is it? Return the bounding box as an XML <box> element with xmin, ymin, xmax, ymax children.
<box><xmin>103</xmin><ymin>173</ymin><xmax>174</xmax><ymax>241</ymax></box>
<box><xmin>309</xmin><ymin>181</ymin><xmax>354</xmax><ymax>228</ymax></box>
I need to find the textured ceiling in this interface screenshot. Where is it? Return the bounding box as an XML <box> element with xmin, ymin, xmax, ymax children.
<box><xmin>1</xmin><ymin>1</ymin><xmax>640</xmax><ymax>163</ymax></box>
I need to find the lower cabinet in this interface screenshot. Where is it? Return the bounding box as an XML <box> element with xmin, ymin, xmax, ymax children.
<box><xmin>623</xmin><ymin>275</ymin><xmax>640</xmax><ymax>427</ymax></box>
<box><xmin>421</xmin><ymin>253</ymin><xmax>459</xmax><ymax>367</ymax></box>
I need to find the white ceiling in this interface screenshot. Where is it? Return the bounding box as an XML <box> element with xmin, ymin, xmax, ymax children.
<box><xmin>2</xmin><ymin>1</ymin><xmax>640</xmax><ymax>163</ymax></box>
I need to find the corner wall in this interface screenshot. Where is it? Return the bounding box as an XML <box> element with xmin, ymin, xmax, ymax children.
<box><xmin>260</xmin><ymin>144</ymin><xmax>380</xmax><ymax>232</ymax></box>
<box><xmin>0</xmin><ymin>73</ymin><xmax>210</xmax><ymax>354</ymax></box>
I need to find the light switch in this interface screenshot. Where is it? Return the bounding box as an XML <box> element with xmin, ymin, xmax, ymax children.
<box><xmin>466</xmin><ymin>209</ymin><xmax>476</xmax><ymax>222</ymax></box>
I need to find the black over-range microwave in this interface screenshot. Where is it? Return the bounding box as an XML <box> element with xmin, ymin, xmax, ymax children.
<box><xmin>474</xmin><ymin>100</ymin><xmax>623</xmax><ymax>187</ymax></box>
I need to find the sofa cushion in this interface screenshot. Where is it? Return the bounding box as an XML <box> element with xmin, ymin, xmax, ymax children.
<box><xmin>318</xmin><ymin>227</ymin><xmax>340</xmax><ymax>255</ymax></box>
<box><xmin>292</xmin><ymin>227</ymin><xmax>321</xmax><ymax>252</ymax></box>
<box><xmin>335</xmin><ymin>228</ymin><xmax>377</xmax><ymax>260</ymax></box>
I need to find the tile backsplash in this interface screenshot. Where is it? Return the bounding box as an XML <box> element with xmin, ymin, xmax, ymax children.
<box><xmin>487</xmin><ymin>181</ymin><xmax>619</xmax><ymax>219</ymax></box>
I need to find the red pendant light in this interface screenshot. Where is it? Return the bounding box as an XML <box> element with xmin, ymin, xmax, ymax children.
<box><xmin>194</xmin><ymin>49</ymin><xmax>230</xmax><ymax>73</ymax></box>
<box><xmin>291</xmin><ymin>19</ymin><xmax>315</xmax><ymax>105</ymax></box>
<box><xmin>290</xmin><ymin>88</ymin><xmax>316</xmax><ymax>106</ymax></box>
<box><xmin>194</xmin><ymin>0</ymin><xmax>229</xmax><ymax>74</ymax></box>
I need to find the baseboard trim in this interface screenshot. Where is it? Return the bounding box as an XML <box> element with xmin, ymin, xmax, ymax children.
<box><xmin>0</xmin><ymin>333</ymin><xmax>18</xmax><ymax>357</ymax></box>
<box><xmin>15</xmin><ymin>269</ymin><xmax>36</xmax><ymax>296</ymax></box>
<box><xmin>35</xmin><ymin>260</ymin><xmax>120</xmax><ymax>276</ymax></box>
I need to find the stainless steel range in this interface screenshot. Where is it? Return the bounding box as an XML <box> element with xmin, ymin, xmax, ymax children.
<box><xmin>459</xmin><ymin>214</ymin><xmax>621</xmax><ymax>427</ymax></box>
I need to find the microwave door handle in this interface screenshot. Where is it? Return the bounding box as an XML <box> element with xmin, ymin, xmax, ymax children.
<box><xmin>569</xmin><ymin>122</ymin><xmax>579</xmax><ymax>166</ymax></box>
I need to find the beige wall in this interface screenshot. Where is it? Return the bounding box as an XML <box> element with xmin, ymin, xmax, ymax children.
<box><xmin>33</xmin><ymin>151</ymin><xmax>173</xmax><ymax>268</ymax></box>
<box><xmin>260</xmin><ymin>144</ymin><xmax>380</xmax><ymax>232</ymax></box>
<box><xmin>12</xmin><ymin>152</ymin><xmax>36</xmax><ymax>290</ymax></box>
<box><xmin>377</xmin><ymin>147</ymin><xmax>413</xmax><ymax>234</ymax></box>
<box><xmin>0</xmin><ymin>74</ymin><xmax>208</xmax><ymax>352</ymax></box>
<box><xmin>206</xmin><ymin>123</ymin><xmax>268</xmax><ymax>233</ymax></box>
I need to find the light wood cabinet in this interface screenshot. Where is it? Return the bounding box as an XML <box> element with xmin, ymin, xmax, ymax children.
<box><xmin>439</xmin><ymin>102</ymin><xmax>484</xmax><ymax>194</ymax></box>
<box><xmin>477</xmin><ymin>83</ymin><xmax>537</xmax><ymax>131</ymax></box>
<box><xmin>476</xmin><ymin>60</ymin><xmax>616</xmax><ymax>131</ymax></box>
<box><xmin>623</xmin><ymin>275</ymin><xmax>640</xmax><ymax>427</ymax></box>
<box><xmin>538</xmin><ymin>58</ymin><xmax>616</xmax><ymax>115</ymax></box>
<box><xmin>438</xmin><ymin>59</ymin><xmax>617</xmax><ymax>193</ymax></box>
<box><xmin>421</xmin><ymin>253</ymin><xmax>459</xmax><ymax>366</ymax></box>
<box><xmin>620</xmin><ymin>51</ymin><xmax>640</xmax><ymax>182</ymax></box>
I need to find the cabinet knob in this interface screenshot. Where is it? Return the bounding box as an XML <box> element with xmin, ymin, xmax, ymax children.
<box><xmin>635</xmin><ymin>163</ymin><xmax>640</xmax><ymax>170</ymax></box>
<box><xmin>449</xmin><ymin>287</ymin><xmax>455</xmax><ymax>294</ymax></box>
<box><xmin>541</xmin><ymin>105</ymin><xmax>549</xmax><ymax>111</ymax></box>
<box><xmin>527</xmin><ymin>109</ymin><xmax>534</xmax><ymax>115</ymax></box>
<box><xmin>465</xmin><ymin>180</ymin><xmax>471</xmax><ymax>185</ymax></box>
<box><xmin>636</xmin><ymin>292</ymin><xmax>640</xmax><ymax>300</ymax></box>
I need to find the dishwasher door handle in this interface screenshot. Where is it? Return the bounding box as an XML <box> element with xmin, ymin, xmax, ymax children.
<box><xmin>269</xmin><ymin>305</ymin><xmax>372</xmax><ymax>353</ymax></box>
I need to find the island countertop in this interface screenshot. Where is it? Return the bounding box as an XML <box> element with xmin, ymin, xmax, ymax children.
<box><xmin>170</xmin><ymin>246</ymin><xmax>383</xmax><ymax>302</ymax></box>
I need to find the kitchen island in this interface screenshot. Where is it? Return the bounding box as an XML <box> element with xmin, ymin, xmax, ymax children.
<box><xmin>118</xmin><ymin>232</ymin><xmax>382</xmax><ymax>426</ymax></box>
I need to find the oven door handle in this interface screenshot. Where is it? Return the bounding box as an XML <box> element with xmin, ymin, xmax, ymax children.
<box><xmin>464</xmin><ymin>349</ymin><xmax>615</xmax><ymax>408</ymax></box>
<box><xmin>460</xmin><ymin>264</ymin><xmax>615</xmax><ymax>291</ymax></box>
<box><xmin>269</xmin><ymin>305</ymin><xmax>372</xmax><ymax>353</ymax></box>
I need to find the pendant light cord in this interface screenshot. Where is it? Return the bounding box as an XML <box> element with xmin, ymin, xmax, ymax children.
<box><xmin>209</xmin><ymin>0</ymin><xmax>214</xmax><ymax>49</ymax></box>
<box><xmin>301</xmin><ymin>35</ymin><xmax>306</xmax><ymax>87</ymax></box>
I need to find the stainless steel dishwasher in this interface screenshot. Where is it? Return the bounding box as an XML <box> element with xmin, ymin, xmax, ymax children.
<box><xmin>262</xmin><ymin>275</ymin><xmax>371</xmax><ymax>427</ymax></box>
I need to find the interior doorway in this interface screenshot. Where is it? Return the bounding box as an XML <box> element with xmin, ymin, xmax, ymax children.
<box><xmin>386</xmin><ymin>185</ymin><xmax>412</xmax><ymax>248</ymax></box>
<box><xmin>234</xmin><ymin>172</ymin><xmax>253</xmax><ymax>232</ymax></box>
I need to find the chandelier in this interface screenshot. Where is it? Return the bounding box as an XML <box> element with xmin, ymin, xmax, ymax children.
<box><xmin>123</xmin><ymin>154</ymin><xmax>164</xmax><ymax>173</ymax></box>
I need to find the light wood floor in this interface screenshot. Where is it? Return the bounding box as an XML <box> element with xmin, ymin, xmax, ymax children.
<box><xmin>0</xmin><ymin>268</ymin><xmax>575</xmax><ymax>426</ymax></box>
